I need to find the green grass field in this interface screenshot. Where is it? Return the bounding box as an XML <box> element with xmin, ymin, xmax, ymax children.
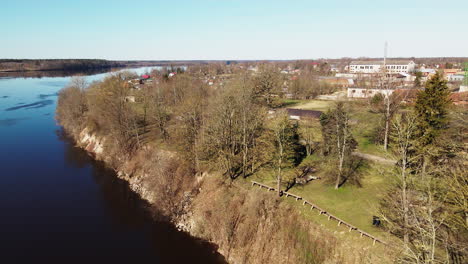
<box><xmin>253</xmin><ymin>98</ymin><xmax>399</xmax><ymax>258</ymax></box>
<box><xmin>290</xmin><ymin>98</ymin><xmax>394</xmax><ymax>157</ymax></box>
<box><xmin>249</xmin><ymin>160</ymin><xmax>397</xmax><ymax>262</ymax></box>
<box><xmin>251</xmin><ymin>161</ymin><xmax>393</xmax><ymax>234</ymax></box>
<box><xmin>289</xmin><ymin>99</ymin><xmax>335</xmax><ymax>112</ymax></box>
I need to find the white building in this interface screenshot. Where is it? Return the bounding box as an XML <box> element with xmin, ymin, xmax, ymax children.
<box><xmin>349</xmin><ymin>60</ymin><xmax>416</xmax><ymax>74</ymax></box>
<box><xmin>347</xmin><ymin>87</ymin><xmax>394</xmax><ymax>98</ymax></box>
<box><xmin>447</xmin><ymin>74</ymin><xmax>464</xmax><ymax>82</ymax></box>
<box><xmin>335</xmin><ymin>73</ymin><xmax>357</xmax><ymax>78</ymax></box>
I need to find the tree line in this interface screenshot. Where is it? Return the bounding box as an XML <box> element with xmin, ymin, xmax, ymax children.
<box><xmin>379</xmin><ymin>73</ymin><xmax>467</xmax><ymax>263</ymax></box>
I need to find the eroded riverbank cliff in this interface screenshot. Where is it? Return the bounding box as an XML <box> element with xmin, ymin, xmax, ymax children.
<box><xmin>67</xmin><ymin>126</ymin><xmax>382</xmax><ymax>264</ymax></box>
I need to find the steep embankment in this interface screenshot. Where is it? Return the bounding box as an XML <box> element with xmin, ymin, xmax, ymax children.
<box><xmin>69</xmin><ymin>126</ymin><xmax>385</xmax><ymax>264</ymax></box>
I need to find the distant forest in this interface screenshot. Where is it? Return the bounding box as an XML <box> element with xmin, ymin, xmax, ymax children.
<box><xmin>0</xmin><ymin>59</ymin><xmax>125</xmax><ymax>72</ymax></box>
<box><xmin>0</xmin><ymin>59</ymin><xmax>218</xmax><ymax>72</ymax></box>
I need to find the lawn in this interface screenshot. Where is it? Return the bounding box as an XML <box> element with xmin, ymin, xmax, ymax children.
<box><xmin>252</xmin><ymin>161</ymin><xmax>392</xmax><ymax>229</ymax></box>
<box><xmin>249</xmin><ymin>159</ymin><xmax>398</xmax><ymax>262</ymax></box>
<box><xmin>349</xmin><ymin>107</ymin><xmax>391</xmax><ymax>157</ymax></box>
<box><xmin>286</xmin><ymin>98</ymin><xmax>393</xmax><ymax>157</ymax></box>
<box><xmin>273</xmin><ymin>99</ymin><xmax>396</xmax><ymax>238</ymax></box>
<box><xmin>289</xmin><ymin>99</ymin><xmax>334</xmax><ymax>112</ymax></box>
<box><xmin>278</xmin><ymin>98</ymin><xmax>306</xmax><ymax>107</ymax></box>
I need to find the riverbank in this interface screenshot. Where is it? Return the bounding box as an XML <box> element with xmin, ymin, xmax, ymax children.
<box><xmin>64</xmin><ymin>123</ymin><xmax>388</xmax><ymax>264</ymax></box>
<box><xmin>54</xmin><ymin>70</ymin><xmax>400</xmax><ymax>263</ymax></box>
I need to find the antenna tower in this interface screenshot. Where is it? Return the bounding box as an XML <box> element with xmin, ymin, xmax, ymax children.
<box><xmin>384</xmin><ymin>41</ymin><xmax>388</xmax><ymax>68</ymax></box>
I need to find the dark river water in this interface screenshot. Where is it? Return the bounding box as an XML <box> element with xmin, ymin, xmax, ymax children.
<box><xmin>0</xmin><ymin>68</ymin><xmax>226</xmax><ymax>264</ymax></box>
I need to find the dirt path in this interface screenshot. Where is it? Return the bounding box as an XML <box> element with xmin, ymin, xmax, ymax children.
<box><xmin>352</xmin><ymin>152</ymin><xmax>396</xmax><ymax>165</ymax></box>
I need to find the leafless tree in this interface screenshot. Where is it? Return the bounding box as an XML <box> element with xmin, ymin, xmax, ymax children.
<box><xmin>391</xmin><ymin>113</ymin><xmax>418</xmax><ymax>247</ymax></box>
<box><xmin>56</xmin><ymin>76</ymin><xmax>88</xmax><ymax>136</ymax></box>
<box><xmin>299</xmin><ymin>117</ymin><xmax>320</xmax><ymax>156</ymax></box>
<box><xmin>271</xmin><ymin>112</ymin><xmax>299</xmax><ymax>196</ymax></box>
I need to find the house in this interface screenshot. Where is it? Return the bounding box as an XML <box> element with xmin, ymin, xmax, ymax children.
<box><xmin>396</xmin><ymin>72</ymin><xmax>415</xmax><ymax>83</ymax></box>
<box><xmin>349</xmin><ymin>60</ymin><xmax>416</xmax><ymax>74</ymax></box>
<box><xmin>443</xmin><ymin>69</ymin><xmax>461</xmax><ymax>76</ymax></box>
<box><xmin>330</xmin><ymin>65</ymin><xmax>339</xmax><ymax>72</ymax></box>
<box><xmin>347</xmin><ymin>87</ymin><xmax>395</xmax><ymax>98</ymax></box>
<box><xmin>310</xmin><ymin>62</ymin><xmax>319</xmax><ymax>69</ymax></box>
<box><xmin>286</xmin><ymin>108</ymin><xmax>322</xmax><ymax>120</ymax></box>
<box><xmin>417</xmin><ymin>68</ymin><xmax>437</xmax><ymax>77</ymax></box>
<box><xmin>335</xmin><ymin>73</ymin><xmax>356</xmax><ymax>78</ymax></box>
<box><xmin>447</xmin><ymin>74</ymin><xmax>464</xmax><ymax>82</ymax></box>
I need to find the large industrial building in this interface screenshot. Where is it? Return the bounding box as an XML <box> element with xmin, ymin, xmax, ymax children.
<box><xmin>349</xmin><ymin>60</ymin><xmax>416</xmax><ymax>74</ymax></box>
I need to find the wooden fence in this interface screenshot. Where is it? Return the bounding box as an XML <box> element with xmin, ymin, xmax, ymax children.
<box><xmin>251</xmin><ymin>181</ymin><xmax>388</xmax><ymax>246</ymax></box>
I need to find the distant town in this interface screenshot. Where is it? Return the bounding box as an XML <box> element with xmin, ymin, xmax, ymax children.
<box><xmin>120</xmin><ymin>57</ymin><xmax>467</xmax><ymax>106</ymax></box>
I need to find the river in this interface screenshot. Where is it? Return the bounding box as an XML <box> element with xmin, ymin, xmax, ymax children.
<box><xmin>0</xmin><ymin>68</ymin><xmax>226</xmax><ymax>263</ymax></box>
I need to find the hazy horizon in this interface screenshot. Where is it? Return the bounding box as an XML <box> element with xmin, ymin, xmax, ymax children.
<box><xmin>2</xmin><ymin>0</ymin><xmax>467</xmax><ymax>60</ymax></box>
<box><xmin>2</xmin><ymin>56</ymin><xmax>468</xmax><ymax>61</ymax></box>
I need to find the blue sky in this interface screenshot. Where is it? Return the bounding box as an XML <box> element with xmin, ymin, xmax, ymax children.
<box><xmin>1</xmin><ymin>0</ymin><xmax>467</xmax><ymax>60</ymax></box>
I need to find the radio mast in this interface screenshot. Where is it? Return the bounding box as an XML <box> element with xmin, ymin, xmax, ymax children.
<box><xmin>382</xmin><ymin>41</ymin><xmax>388</xmax><ymax>88</ymax></box>
<box><xmin>383</xmin><ymin>41</ymin><xmax>388</xmax><ymax>76</ymax></box>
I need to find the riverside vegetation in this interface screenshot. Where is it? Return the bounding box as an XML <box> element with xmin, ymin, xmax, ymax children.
<box><xmin>56</xmin><ymin>63</ymin><xmax>467</xmax><ymax>264</ymax></box>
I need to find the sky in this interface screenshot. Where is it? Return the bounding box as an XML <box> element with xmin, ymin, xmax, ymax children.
<box><xmin>1</xmin><ymin>0</ymin><xmax>467</xmax><ymax>60</ymax></box>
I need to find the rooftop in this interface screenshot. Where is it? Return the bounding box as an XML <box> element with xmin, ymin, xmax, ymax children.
<box><xmin>286</xmin><ymin>108</ymin><xmax>322</xmax><ymax>119</ymax></box>
<box><xmin>350</xmin><ymin>60</ymin><xmax>414</xmax><ymax>65</ymax></box>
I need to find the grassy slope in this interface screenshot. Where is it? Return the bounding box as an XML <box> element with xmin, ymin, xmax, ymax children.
<box><xmin>238</xmin><ymin>174</ymin><xmax>397</xmax><ymax>263</ymax></box>
<box><xmin>277</xmin><ymin>99</ymin><xmax>395</xmax><ymax>233</ymax></box>
<box><xmin>250</xmin><ymin>98</ymin><xmax>400</xmax><ymax>261</ymax></box>
<box><xmin>251</xmin><ymin>161</ymin><xmax>394</xmax><ymax>238</ymax></box>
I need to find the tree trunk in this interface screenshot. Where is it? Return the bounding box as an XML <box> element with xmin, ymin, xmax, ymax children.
<box><xmin>242</xmin><ymin>110</ymin><xmax>248</xmax><ymax>178</ymax></box>
<box><xmin>335</xmin><ymin>117</ymin><xmax>347</xmax><ymax>189</ymax></box>
<box><xmin>277</xmin><ymin>140</ymin><xmax>283</xmax><ymax>197</ymax></box>
<box><xmin>277</xmin><ymin>165</ymin><xmax>282</xmax><ymax>197</ymax></box>
<box><xmin>194</xmin><ymin>137</ymin><xmax>200</xmax><ymax>174</ymax></box>
<box><xmin>384</xmin><ymin>97</ymin><xmax>390</xmax><ymax>151</ymax></box>
<box><xmin>401</xmin><ymin>154</ymin><xmax>409</xmax><ymax>248</ymax></box>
